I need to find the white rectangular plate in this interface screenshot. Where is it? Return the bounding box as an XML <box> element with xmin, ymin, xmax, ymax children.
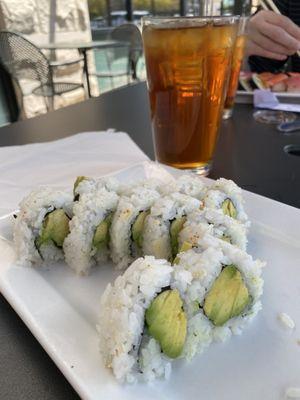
<box><xmin>0</xmin><ymin>162</ymin><xmax>300</xmax><ymax>400</ymax></box>
<box><xmin>236</xmin><ymin>90</ymin><xmax>300</xmax><ymax>105</ymax></box>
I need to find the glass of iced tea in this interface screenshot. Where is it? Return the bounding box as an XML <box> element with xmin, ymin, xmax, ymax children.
<box><xmin>223</xmin><ymin>17</ymin><xmax>248</xmax><ymax>120</ymax></box>
<box><xmin>142</xmin><ymin>16</ymin><xmax>239</xmax><ymax>176</ymax></box>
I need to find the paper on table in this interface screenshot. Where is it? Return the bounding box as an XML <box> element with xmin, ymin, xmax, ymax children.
<box><xmin>253</xmin><ymin>89</ymin><xmax>300</xmax><ymax>112</ymax></box>
<box><xmin>0</xmin><ymin>130</ymin><xmax>148</xmax><ymax>216</ymax></box>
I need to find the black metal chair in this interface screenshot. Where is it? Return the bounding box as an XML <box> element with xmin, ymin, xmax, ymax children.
<box><xmin>0</xmin><ymin>61</ymin><xmax>20</xmax><ymax>123</ymax></box>
<box><xmin>0</xmin><ymin>31</ymin><xmax>84</xmax><ymax>113</ymax></box>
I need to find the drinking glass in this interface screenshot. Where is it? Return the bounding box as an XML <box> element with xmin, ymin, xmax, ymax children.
<box><xmin>223</xmin><ymin>16</ymin><xmax>248</xmax><ymax>119</ymax></box>
<box><xmin>142</xmin><ymin>16</ymin><xmax>239</xmax><ymax>176</ymax></box>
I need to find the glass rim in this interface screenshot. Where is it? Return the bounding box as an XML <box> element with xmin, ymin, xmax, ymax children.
<box><xmin>141</xmin><ymin>15</ymin><xmax>241</xmax><ymax>22</ymax></box>
<box><xmin>238</xmin><ymin>15</ymin><xmax>249</xmax><ymax>35</ymax></box>
<box><xmin>141</xmin><ymin>15</ymin><xmax>240</xmax><ymax>28</ymax></box>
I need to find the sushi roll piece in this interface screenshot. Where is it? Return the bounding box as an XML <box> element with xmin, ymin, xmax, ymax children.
<box><xmin>98</xmin><ymin>256</ymin><xmax>187</xmax><ymax>383</ymax></box>
<box><xmin>173</xmin><ymin>238</ymin><xmax>265</xmax><ymax>359</ymax></box>
<box><xmin>73</xmin><ymin>175</ymin><xmax>120</xmax><ymax>201</ymax></box>
<box><xmin>110</xmin><ymin>186</ymin><xmax>160</xmax><ymax>270</ymax></box>
<box><xmin>73</xmin><ymin>176</ymin><xmax>95</xmax><ymax>201</ymax></box>
<box><xmin>203</xmin><ymin>178</ymin><xmax>249</xmax><ymax>226</ymax></box>
<box><xmin>179</xmin><ymin>208</ymin><xmax>248</xmax><ymax>251</ymax></box>
<box><xmin>143</xmin><ymin>193</ymin><xmax>201</xmax><ymax>262</ymax></box>
<box><xmin>63</xmin><ymin>186</ymin><xmax>119</xmax><ymax>275</ymax></box>
<box><xmin>160</xmin><ymin>174</ymin><xmax>207</xmax><ymax>200</ymax></box>
<box><xmin>118</xmin><ymin>177</ymin><xmax>165</xmax><ymax>198</ymax></box>
<box><xmin>13</xmin><ymin>188</ymin><xmax>73</xmax><ymax>267</ymax></box>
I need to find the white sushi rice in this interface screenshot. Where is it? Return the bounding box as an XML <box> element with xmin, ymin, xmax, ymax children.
<box><xmin>63</xmin><ymin>187</ymin><xmax>119</xmax><ymax>275</ymax></box>
<box><xmin>118</xmin><ymin>178</ymin><xmax>165</xmax><ymax>197</ymax></box>
<box><xmin>285</xmin><ymin>387</ymin><xmax>300</xmax><ymax>399</ymax></box>
<box><xmin>173</xmin><ymin>238</ymin><xmax>265</xmax><ymax>358</ymax></box>
<box><xmin>161</xmin><ymin>174</ymin><xmax>207</xmax><ymax>200</ymax></box>
<box><xmin>13</xmin><ymin>187</ymin><xmax>72</xmax><ymax>267</ymax></box>
<box><xmin>278</xmin><ymin>312</ymin><xmax>295</xmax><ymax>330</ymax></box>
<box><xmin>74</xmin><ymin>177</ymin><xmax>97</xmax><ymax>197</ymax></box>
<box><xmin>179</xmin><ymin>208</ymin><xmax>248</xmax><ymax>251</ymax></box>
<box><xmin>75</xmin><ymin>176</ymin><xmax>120</xmax><ymax>198</ymax></box>
<box><xmin>203</xmin><ymin>178</ymin><xmax>249</xmax><ymax>226</ymax></box>
<box><xmin>97</xmin><ymin>256</ymin><xmax>173</xmax><ymax>383</ymax></box>
<box><xmin>143</xmin><ymin>193</ymin><xmax>201</xmax><ymax>261</ymax></box>
<box><xmin>110</xmin><ymin>186</ymin><xmax>160</xmax><ymax>270</ymax></box>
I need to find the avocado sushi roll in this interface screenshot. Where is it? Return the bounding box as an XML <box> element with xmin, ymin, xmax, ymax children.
<box><xmin>179</xmin><ymin>208</ymin><xmax>248</xmax><ymax>251</ymax></box>
<box><xmin>173</xmin><ymin>238</ymin><xmax>264</xmax><ymax>358</ymax></box>
<box><xmin>143</xmin><ymin>193</ymin><xmax>201</xmax><ymax>262</ymax></box>
<box><xmin>203</xmin><ymin>178</ymin><xmax>249</xmax><ymax>226</ymax></box>
<box><xmin>110</xmin><ymin>186</ymin><xmax>160</xmax><ymax>270</ymax></box>
<box><xmin>63</xmin><ymin>186</ymin><xmax>119</xmax><ymax>275</ymax></box>
<box><xmin>98</xmin><ymin>256</ymin><xmax>187</xmax><ymax>383</ymax></box>
<box><xmin>13</xmin><ymin>188</ymin><xmax>72</xmax><ymax>267</ymax></box>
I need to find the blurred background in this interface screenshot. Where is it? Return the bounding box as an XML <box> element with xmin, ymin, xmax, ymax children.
<box><xmin>0</xmin><ymin>0</ymin><xmax>259</xmax><ymax>126</ymax></box>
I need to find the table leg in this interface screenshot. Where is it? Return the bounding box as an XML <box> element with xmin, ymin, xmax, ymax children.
<box><xmin>82</xmin><ymin>49</ymin><xmax>92</xmax><ymax>98</ymax></box>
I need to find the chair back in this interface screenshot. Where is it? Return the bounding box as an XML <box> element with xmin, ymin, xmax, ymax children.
<box><xmin>0</xmin><ymin>31</ymin><xmax>52</xmax><ymax>88</ymax></box>
<box><xmin>110</xmin><ymin>24</ymin><xmax>143</xmax><ymax>65</ymax></box>
<box><xmin>110</xmin><ymin>23</ymin><xmax>142</xmax><ymax>45</ymax></box>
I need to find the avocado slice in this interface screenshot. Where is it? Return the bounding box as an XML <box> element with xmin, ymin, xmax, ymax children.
<box><xmin>170</xmin><ymin>216</ymin><xmax>187</xmax><ymax>259</ymax></box>
<box><xmin>92</xmin><ymin>213</ymin><xmax>113</xmax><ymax>251</ymax></box>
<box><xmin>221</xmin><ymin>234</ymin><xmax>232</xmax><ymax>244</ymax></box>
<box><xmin>145</xmin><ymin>289</ymin><xmax>187</xmax><ymax>359</ymax></box>
<box><xmin>73</xmin><ymin>176</ymin><xmax>88</xmax><ymax>200</ymax></box>
<box><xmin>132</xmin><ymin>210</ymin><xmax>150</xmax><ymax>249</ymax></box>
<box><xmin>36</xmin><ymin>209</ymin><xmax>70</xmax><ymax>249</ymax></box>
<box><xmin>203</xmin><ymin>265</ymin><xmax>250</xmax><ymax>326</ymax></box>
<box><xmin>221</xmin><ymin>199</ymin><xmax>237</xmax><ymax>219</ymax></box>
<box><xmin>173</xmin><ymin>241</ymin><xmax>192</xmax><ymax>265</ymax></box>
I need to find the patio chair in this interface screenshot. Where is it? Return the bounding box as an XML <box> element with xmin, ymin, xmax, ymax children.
<box><xmin>110</xmin><ymin>24</ymin><xmax>143</xmax><ymax>81</ymax></box>
<box><xmin>0</xmin><ymin>61</ymin><xmax>20</xmax><ymax>123</ymax></box>
<box><xmin>0</xmin><ymin>31</ymin><xmax>84</xmax><ymax>114</ymax></box>
<box><xmin>93</xmin><ymin>43</ymin><xmax>132</xmax><ymax>90</ymax></box>
<box><xmin>93</xmin><ymin>23</ymin><xmax>143</xmax><ymax>91</ymax></box>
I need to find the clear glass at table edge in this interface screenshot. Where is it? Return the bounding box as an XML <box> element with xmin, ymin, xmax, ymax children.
<box><xmin>223</xmin><ymin>16</ymin><xmax>248</xmax><ymax>120</ymax></box>
<box><xmin>253</xmin><ymin>109</ymin><xmax>297</xmax><ymax>124</ymax></box>
<box><xmin>142</xmin><ymin>15</ymin><xmax>240</xmax><ymax>177</ymax></box>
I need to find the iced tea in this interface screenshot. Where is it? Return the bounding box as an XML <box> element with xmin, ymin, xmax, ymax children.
<box><xmin>142</xmin><ymin>17</ymin><xmax>239</xmax><ymax>174</ymax></box>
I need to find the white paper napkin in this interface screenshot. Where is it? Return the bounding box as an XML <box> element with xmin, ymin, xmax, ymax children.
<box><xmin>253</xmin><ymin>89</ymin><xmax>300</xmax><ymax>113</ymax></box>
<box><xmin>0</xmin><ymin>130</ymin><xmax>149</xmax><ymax>215</ymax></box>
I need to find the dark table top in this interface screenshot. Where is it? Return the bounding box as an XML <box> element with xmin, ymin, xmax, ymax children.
<box><xmin>1</xmin><ymin>81</ymin><xmax>299</xmax><ymax>208</ymax></box>
<box><xmin>0</xmin><ymin>81</ymin><xmax>300</xmax><ymax>400</ymax></box>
